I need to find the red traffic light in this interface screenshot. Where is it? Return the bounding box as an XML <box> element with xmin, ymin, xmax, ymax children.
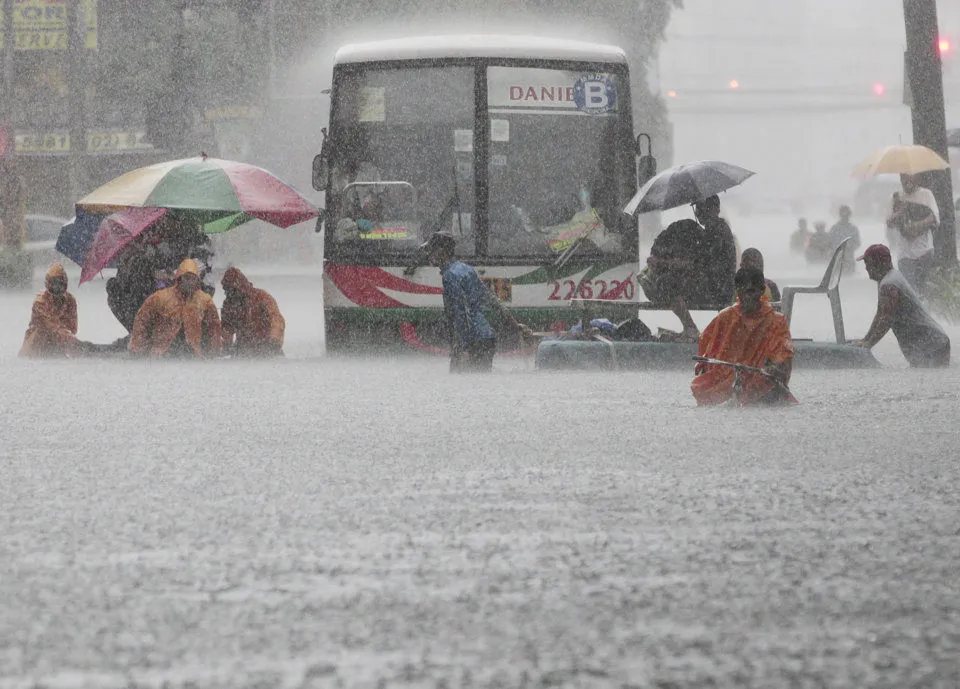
<box><xmin>940</xmin><ymin>38</ymin><xmax>951</xmax><ymax>55</ymax></box>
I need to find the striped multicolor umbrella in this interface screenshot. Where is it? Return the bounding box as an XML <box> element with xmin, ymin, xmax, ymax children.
<box><xmin>76</xmin><ymin>154</ymin><xmax>318</xmax><ymax>233</ymax></box>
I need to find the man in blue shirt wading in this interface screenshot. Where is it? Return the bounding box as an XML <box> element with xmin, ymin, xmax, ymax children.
<box><xmin>422</xmin><ymin>232</ymin><xmax>531</xmax><ymax>372</ymax></box>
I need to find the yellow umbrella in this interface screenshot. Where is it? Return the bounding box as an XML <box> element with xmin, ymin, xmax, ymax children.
<box><xmin>852</xmin><ymin>144</ymin><xmax>950</xmax><ymax>177</ymax></box>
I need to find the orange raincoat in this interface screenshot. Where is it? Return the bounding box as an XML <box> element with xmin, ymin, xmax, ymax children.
<box><xmin>691</xmin><ymin>300</ymin><xmax>793</xmax><ymax>405</ymax></box>
<box><xmin>19</xmin><ymin>264</ymin><xmax>79</xmax><ymax>357</ymax></box>
<box><xmin>129</xmin><ymin>259</ymin><xmax>222</xmax><ymax>358</ymax></box>
<box><xmin>221</xmin><ymin>267</ymin><xmax>285</xmax><ymax>355</ymax></box>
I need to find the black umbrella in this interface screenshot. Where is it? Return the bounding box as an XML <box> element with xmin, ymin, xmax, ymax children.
<box><xmin>623</xmin><ymin>160</ymin><xmax>755</xmax><ymax>217</ymax></box>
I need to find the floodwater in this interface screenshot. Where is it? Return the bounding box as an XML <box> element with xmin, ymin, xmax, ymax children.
<box><xmin>2</xmin><ymin>214</ymin><xmax>959</xmax><ymax>688</ymax></box>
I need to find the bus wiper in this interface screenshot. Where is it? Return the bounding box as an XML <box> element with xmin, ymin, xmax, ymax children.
<box><xmin>426</xmin><ymin>166</ymin><xmax>463</xmax><ymax>237</ymax></box>
<box><xmin>554</xmin><ymin>224</ymin><xmax>599</xmax><ymax>269</ymax></box>
<box><xmin>426</xmin><ymin>193</ymin><xmax>459</xmax><ymax>236</ymax></box>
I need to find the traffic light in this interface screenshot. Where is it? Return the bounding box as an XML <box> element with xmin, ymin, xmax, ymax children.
<box><xmin>939</xmin><ymin>37</ymin><xmax>951</xmax><ymax>56</ymax></box>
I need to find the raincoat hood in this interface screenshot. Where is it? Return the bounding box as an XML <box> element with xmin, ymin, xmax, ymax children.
<box><xmin>175</xmin><ymin>258</ymin><xmax>200</xmax><ymax>279</ymax></box>
<box><xmin>222</xmin><ymin>266</ymin><xmax>254</xmax><ymax>294</ymax></box>
<box><xmin>45</xmin><ymin>263</ymin><xmax>68</xmax><ymax>291</ymax></box>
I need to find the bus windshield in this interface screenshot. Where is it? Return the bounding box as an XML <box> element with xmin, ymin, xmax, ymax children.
<box><xmin>326</xmin><ymin>61</ymin><xmax>633</xmax><ymax>262</ymax></box>
<box><xmin>486</xmin><ymin>66</ymin><xmax>628</xmax><ymax>259</ymax></box>
<box><xmin>328</xmin><ymin>65</ymin><xmax>477</xmax><ymax>258</ymax></box>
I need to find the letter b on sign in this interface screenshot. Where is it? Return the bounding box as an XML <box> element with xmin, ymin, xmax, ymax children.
<box><xmin>584</xmin><ymin>82</ymin><xmax>607</xmax><ymax>109</ymax></box>
<box><xmin>573</xmin><ymin>75</ymin><xmax>616</xmax><ymax>114</ymax></box>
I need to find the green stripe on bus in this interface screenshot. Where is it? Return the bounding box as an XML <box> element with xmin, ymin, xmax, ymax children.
<box><xmin>507</xmin><ymin>261</ymin><xmax>630</xmax><ymax>286</ymax></box>
<box><xmin>325</xmin><ymin>304</ymin><xmax>640</xmax><ymax>325</ymax></box>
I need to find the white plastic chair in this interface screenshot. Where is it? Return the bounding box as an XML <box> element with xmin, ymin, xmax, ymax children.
<box><xmin>780</xmin><ymin>237</ymin><xmax>851</xmax><ymax>344</ymax></box>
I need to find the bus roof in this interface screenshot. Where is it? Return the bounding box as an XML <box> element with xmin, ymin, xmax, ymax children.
<box><xmin>334</xmin><ymin>35</ymin><xmax>627</xmax><ymax>66</ymax></box>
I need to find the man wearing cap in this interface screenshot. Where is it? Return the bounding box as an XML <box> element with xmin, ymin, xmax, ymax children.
<box><xmin>129</xmin><ymin>258</ymin><xmax>222</xmax><ymax>358</ymax></box>
<box><xmin>422</xmin><ymin>232</ymin><xmax>531</xmax><ymax>372</ymax></box>
<box><xmin>691</xmin><ymin>267</ymin><xmax>794</xmax><ymax>405</ymax></box>
<box><xmin>852</xmin><ymin>243</ymin><xmax>950</xmax><ymax>367</ymax></box>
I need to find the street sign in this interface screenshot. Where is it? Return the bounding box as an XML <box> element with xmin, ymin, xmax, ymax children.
<box><xmin>0</xmin><ymin>0</ymin><xmax>98</xmax><ymax>51</ymax></box>
<box><xmin>14</xmin><ymin>129</ymin><xmax>153</xmax><ymax>155</ymax></box>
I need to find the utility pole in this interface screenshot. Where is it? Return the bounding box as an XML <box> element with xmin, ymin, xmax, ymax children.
<box><xmin>903</xmin><ymin>0</ymin><xmax>956</xmax><ymax>267</ymax></box>
<box><xmin>66</xmin><ymin>0</ymin><xmax>86</xmax><ymax>203</ymax></box>
<box><xmin>267</xmin><ymin>0</ymin><xmax>276</xmax><ymax>100</ymax></box>
<box><xmin>1</xmin><ymin>0</ymin><xmax>14</xmax><ymax>137</ymax></box>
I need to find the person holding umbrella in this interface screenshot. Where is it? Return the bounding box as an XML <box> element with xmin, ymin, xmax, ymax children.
<box><xmin>639</xmin><ymin>218</ymin><xmax>707</xmax><ymax>341</ymax></box>
<box><xmin>886</xmin><ymin>173</ymin><xmax>939</xmax><ymax>293</ymax></box>
<box><xmin>692</xmin><ymin>194</ymin><xmax>737</xmax><ymax>305</ymax></box>
<box><xmin>852</xmin><ymin>144</ymin><xmax>949</xmax><ymax>294</ymax></box>
<box><xmin>625</xmin><ymin>161</ymin><xmax>753</xmax><ymax>339</ymax></box>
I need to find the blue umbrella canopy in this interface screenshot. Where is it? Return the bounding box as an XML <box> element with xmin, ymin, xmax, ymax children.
<box><xmin>623</xmin><ymin>160</ymin><xmax>755</xmax><ymax>217</ymax></box>
<box><xmin>55</xmin><ymin>209</ymin><xmax>107</xmax><ymax>267</ymax></box>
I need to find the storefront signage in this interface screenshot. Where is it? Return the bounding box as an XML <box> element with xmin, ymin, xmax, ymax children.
<box><xmin>15</xmin><ymin>129</ymin><xmax>152</xmax><ymax>155</ymax></box>
<box><xmin>0</xmin><ymin>0</ymin><xmax>98</xmax><ymax>51</ymax></box>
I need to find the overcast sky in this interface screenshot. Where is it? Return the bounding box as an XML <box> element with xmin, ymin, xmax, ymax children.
<box><xmin>658</xmin><ymin>0</ymin><xmax>958</xmax><ymax>212</ymax></box>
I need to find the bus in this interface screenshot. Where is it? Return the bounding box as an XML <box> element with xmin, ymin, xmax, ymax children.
<box><xmin>313</xmin><ymin>35</ymin><xmax>657</xmax><ymax>352</ymax></box>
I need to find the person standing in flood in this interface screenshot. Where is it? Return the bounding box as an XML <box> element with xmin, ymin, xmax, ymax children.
<box><xmin>886</xmin><ymin>174</ymin><xmax>939</xmax><ymax>293</ymax></box>
<box><xmin>828</xmin><ymin>205</ymin><xmax>861</xmax><ymax>274</ymax></box>
<box><xmin>422</xmin><ymin>231</ymin><xmax>530</xmax><ymax>372</ymax></box>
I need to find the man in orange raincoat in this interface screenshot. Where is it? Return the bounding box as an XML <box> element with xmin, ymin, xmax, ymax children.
<box><xmin>220</xmin><ymin>267</ymin><xmax>285</xmax><ymax>356</ymax></box>
<box><xmin>129</xmin><ymin>258</ymin><xmax>222</xmax><ymax>358</ymax></box>
<box><xmin>19</xmin><ymin>263</ymin><xmax>79</xmax><ymax>357</ymax></box>
<box><xmin>691</xmin><ymin>267</ymin><xmax>794</xmax><ymax>405</ymax></box>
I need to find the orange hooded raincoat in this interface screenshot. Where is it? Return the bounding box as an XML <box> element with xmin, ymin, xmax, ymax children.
<box><xmin>19</xmin><ymin>263</ymin><xmax>79</xmax><ymax>357</ymax></box>
<box><xmin>221</xmin><ymin>267</ymin><xmax>285</xmax><ymax>355</ymax></box>
<box><xmin>691</xmin><ymin>300</ymin><xmax>793</xmax><ymax>405</ymax></box>
<box><xmin>129</xmin><ymin>259</ymin><xmax>222</xmax><ymax>358</ymax></box>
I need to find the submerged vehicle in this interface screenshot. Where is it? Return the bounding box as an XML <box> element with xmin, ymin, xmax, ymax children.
<box><xmin>313</xmin><ymin>35</ymin><xmax>658</xmax><ymax>352</ymax></box>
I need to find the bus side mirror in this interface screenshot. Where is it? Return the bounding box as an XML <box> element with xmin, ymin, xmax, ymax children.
<box><xmin>312</xmin><ymin>127</ymin><xmax>331</xmax><ymax>191</ymax></box>
<box><xmin>635</xmin><ymin>133</ymin><xmax>657</xmax><ymax>187</ymax></box>
<box><xmin>312</xmin><ymin>153</ymin><xmax>330</xmax><ymax>191</ymax></box>
<box><xmin>637</xmin><ymin>155</ymin><xmax>657</xmax><ymax>187</ymax></box>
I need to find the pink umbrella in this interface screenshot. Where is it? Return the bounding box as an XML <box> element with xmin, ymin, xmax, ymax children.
<box><xmin>80</xmin><ymin>207</ymin><xmax>168</xmax><ymax>283</ymax></box>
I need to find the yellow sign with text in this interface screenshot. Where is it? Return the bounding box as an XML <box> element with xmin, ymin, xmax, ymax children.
<box><xmin>15</xmin><ymin>129</ymin><xmax>152</xmax><ymax>155</ymax></box>
<box><xmin>0</xmin><ymin>0</ymin><xmax>98</xmax><ymax>51</ymax></box>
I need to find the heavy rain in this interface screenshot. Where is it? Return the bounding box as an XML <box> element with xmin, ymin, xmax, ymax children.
<box><xmin>1</xmin><ymin>0</ymin><xmax>959</xmax><ymax>687</ymax></box>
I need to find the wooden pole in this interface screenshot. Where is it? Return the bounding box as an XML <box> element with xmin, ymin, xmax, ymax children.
<box><xmin>903</xmin><ymin>0</ymin><xmax>956</xmax><ymax>267</ymax></box>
